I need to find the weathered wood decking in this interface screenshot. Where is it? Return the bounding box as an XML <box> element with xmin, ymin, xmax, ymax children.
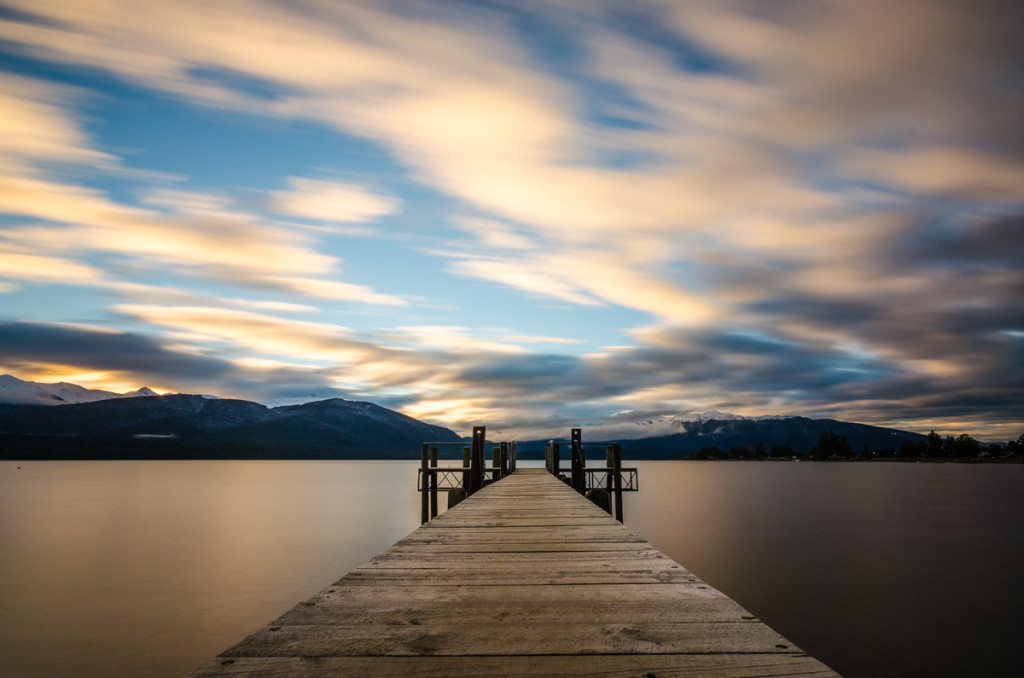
<box><xmin>187</xmin><ymin>468</ymin><xmax>838</xmax><ymax>677</ymax></box>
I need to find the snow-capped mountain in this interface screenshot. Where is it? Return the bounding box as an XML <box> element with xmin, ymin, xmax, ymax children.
<box><xmin>260</xmin><ymin>394</ymin><xmax>332</xmax><ymax>409</ymax></box>
<box><xmin>545</xmin><ymin>410</ymin><xmax>798</xmax><ymax>441</ymax></box>
<box><xmin>636</xmin><ymin>411</ymin><xmax>795</xmax><ymax>428</ymax></box>
<box><xmin>0</xmin><ymin>374</ymin><xmax>158</xmax><ymax>406</ymax></box>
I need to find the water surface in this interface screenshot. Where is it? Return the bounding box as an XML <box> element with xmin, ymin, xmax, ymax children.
<box><xmin>2</xmin><ymin>460</ymin><xmax>1022</xmax><ymax>677</ymax></box>
<box><xmin>626</xmin><ymin>461</ymin><xmax>1024</xmax><ymax>677</ymax></box>
<box><xmin>0</xmin><ymin>461</ymin><xmax>418</xmax><ymax>677</ymax></box>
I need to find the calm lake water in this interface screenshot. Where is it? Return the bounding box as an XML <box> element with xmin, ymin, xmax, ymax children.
<box><xmin>1</xmin><ymin>460</ymin><xmax>1022</xmax><ymax>677</ymax></box>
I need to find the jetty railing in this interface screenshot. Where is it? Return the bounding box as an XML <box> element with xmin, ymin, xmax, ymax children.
<box><xmin>419</xmin><ymin>425</ymin><xmax>519</xmax><ymax>523</ymax></box>
<box><xmin>544</xmin><ymin>427</ymin><xmax>637</xmax><ymax>522</ymax></box>
<box><xmin>419</xmin><ymin>426</ymin><xmax>637</xmax><ymax>524</ymax></box>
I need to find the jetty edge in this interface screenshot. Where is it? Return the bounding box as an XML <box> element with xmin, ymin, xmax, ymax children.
<box><xmin>186</xmin><ymin>443</ymin><xmax>839</xmax><ymax>676</ymax></box>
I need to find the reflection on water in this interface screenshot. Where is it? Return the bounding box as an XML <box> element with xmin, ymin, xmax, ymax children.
<box><xmin>2</xmin><ymin>460</ymin><xmax>1023</xmax><ymax>677</ymax></box>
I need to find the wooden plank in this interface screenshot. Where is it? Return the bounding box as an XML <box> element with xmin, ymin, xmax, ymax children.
<box><xmin>219</xmin><ymin>621</ymin><xmax>801</xmax><ymax>657</ymax></box>
<box><xmin>361</xmin><ymin>549</ymin><xmax>672</xmax><ymax>564</ymax></box>
<box><xmin>395</xmin><ymin>532</ymin><xmax>643</xmax><ymax>548</ymax></box>
<box><xmin>335</xmin><ymin>568</ymin><xmax>698</xmax><ymax>586</ymax></box>
<box><xmin>356</xmin><ymin>552</ymin><xmax>685</xmax><ymax>569</ymax></box>
<box><xmin>417</xmin><ymin>520</ymin><xmax>610</xmax><ymax>532</ymax></box>
<box><xmin>276</xmin><ymin>582</ymin><xmax>740</xmax><ymax>606</ymax></box>
<box><xmin>384</xmin><ymin>541</ymin><xmax>654</xmax><ymax>553</ymax></box>
<box><xmin>189</xmin><ymin>653</ymin><xmax>840</xmax><ymax>677</ymax></box>
<box><xmin>186</xmin><ymin>468</ymin><xmax>839</xmax><ymax>677</ymax></box>
<box><xmin>273</xmin><ymin>592</ymin><xmax>758</xmax><ymax>626</ymax></box>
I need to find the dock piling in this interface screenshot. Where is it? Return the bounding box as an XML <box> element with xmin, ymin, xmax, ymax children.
<box><xmin>611</xmin><ymin>442</ymin><xmax>623</xmax><ymax>522</ymax></box>
<box><xmin>420</xmin><ymin>443</ymin><xmax>429</xmax><ymax>524</ymax></box>
<box><xmin>469</xmin><ymin>426</ymin><xmax>485</xmax><ymax>495</ymax></box>
<box><xmin>570</xmin><ymin>427</ymin><xmax>584</xmax><ymax>493</ymax></box>
<box><xmin>429</xmin><ymin>446</ymin><xmax>439</xmax><ymax>520</ymax></box>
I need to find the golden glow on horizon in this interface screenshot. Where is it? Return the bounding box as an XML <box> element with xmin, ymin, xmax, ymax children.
<box><xmin>9</xmin><ymin>365</ymin><xmax>167</xmax><ymax>395</ymax></box>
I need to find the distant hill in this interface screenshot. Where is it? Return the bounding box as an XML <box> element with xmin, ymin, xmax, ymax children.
<box><xmin>0</xmin><ymin>393</ymin><xmax>461</xmax><ymax>460</ymax></box>
<box><xmin>515</xmin><ymin>415</ymin><xmax>926</xmax><ymax>459</ymax></box>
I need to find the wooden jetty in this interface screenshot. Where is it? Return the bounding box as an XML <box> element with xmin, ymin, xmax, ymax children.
<box><xmin>187</xmin><ymin>467</ymin><xmax>838</xmax><ymax>677</ymax></box>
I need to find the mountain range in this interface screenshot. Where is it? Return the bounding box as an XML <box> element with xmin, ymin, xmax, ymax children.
<box><xmin>0</xmin><ymin>375</ymin><xmax>926</xmax><ymax>459</ymax></box>
<box><xmin>0</xmin><ymin>375</ymin><xmax>460</xmax><ymax>460</ymax></box>
<box><xmin>574</xmin><ymin>415</ymin><xmax>924</xmax><ymax>458</ymax></box>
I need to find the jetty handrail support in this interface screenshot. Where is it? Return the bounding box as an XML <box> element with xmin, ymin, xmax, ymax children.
<box><xmin>420</xmin><ymin>429</ymin><xmax>524</xmax><ymax>524</ymax></box>
<box><xmin>469</xmin><ymin>426</ymin><xmax>485</xmax><ymax>496</ymax></box>
<box><xmin>429</xmin><ymin>446</ymin><xmax>439</xmax><ymax>520</ymax></box>
<box><xmin>543</xmin><ymin>431</ymin><xmax>629</xmax><ymax>522</ymax></box>
<box><xmin>609</xmin><ymin>443</ymin><xmax>623</xmax><ymax>522</ymax></box>
<box><xmin>571</xmin><ymin>427</ymin><xmax>584</xmax><ymax>494</ymax></box>
<box><xmin>420</xmin><ymin>443</ymin><xmax>429</xmax><ymax>524</ymax></box>
<box><xmin>547</xmin><ymin>441</ymin><xmax>560</xmax><ymax>476</ymax></box>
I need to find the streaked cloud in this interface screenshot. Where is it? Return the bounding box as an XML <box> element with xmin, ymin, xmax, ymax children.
<box><xmin>272</xmin><ymin>177</ymin><xmax>399</xmax><ymax>224</ymax></box>
<box><xmin>0</xmin><ymin>247</ymin><xmax>105</xmax><ymax>285</ymax></box>
<box><xmin>843</xmin><ymin>146</ymin><xmax>1024</xmax><ymax>201</ymax></box>
<box><xmin>0</xmin><ymin>72</ymin><xmax>115</xmax><ymax>173</ymax></box>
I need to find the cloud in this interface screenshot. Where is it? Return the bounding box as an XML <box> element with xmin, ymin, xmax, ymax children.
<box><xmin>444</xmin><ymin>255</ymin><xmax>604</xmax><ymax>307</ymax></box>
<box><xmin>909</xmin><ymin>214</ymin><xmax>1024</xmax><ymax>267</ymax></box>
<box><xmin>0</xmin><ymin>320</ymin><xmax>232</xmax><ymax>384</ymax></box>
<box><xmin>0</xmin><ymin>136</ymin><xmax>403</xmax><ymax>306</ymax></box>
<box><xmin>451</xmin><ymin>217</ymin><xmax>535</xmax><ymax>251</ymax></box>
<box><xmin>0</xmin><ymin>319</ymin><xmax>366</xmax><ymax>401</ymax></box>
<box><xmin>272</xmin><ymin>177</ymin><xmax>399</xmax><ymax>224</ymax></box>
<box><xmin>0</xmin><ymin>72</ymin><xmax>116</xmax><ymax>173</ymax></box>
<box><xmin>264</xmin><ymin>277</ymin><xmax>406</xmax><ymax>306</ymax></box>
<box><xmin>844</xmin><ymin>146</ymin><xmax>1024</xmax><ymax>202</ymax></box>
<box><xmin>660</xmin><ymin>0</ymin><xmax>1024</xmax><ymax>150</ymax></box>
<box><xmin>0</xmin><ymin>247</ymin><xmax>105</xmax><ymax>285</ymax></box>
<box><xmin>391</xmin><ymin>326</ymin><xmax>528</xmax><ymax>354</ymax></box>
<box><xmin>0</xmin><ymin>177</ymin><xmax>353</xmax><ymax>294</ymax></box>
<box><xmin>112</xmin><ymin>304</ymin><xmax>374</xmax><ymax>365</ymax></box>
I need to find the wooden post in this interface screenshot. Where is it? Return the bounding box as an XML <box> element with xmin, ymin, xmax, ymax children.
<box><xmin>462</xmin><ymin>446</ymin><xmax>470</xmax><ymax>490</ymax></box>
<box><xmin>492</xmin><ymin>446</ymin><xmax>500</xmax><ymax>482</ymax></box>
<box><xmin>500</xmin><ymin>441</ymin><xmax>509</xmax><ymax>477</ymax></box>
<box><xmin>447</xmin><ymin>487</ymin><xmax>467</xmax><ymax>509</ymax></box>
<box><xmin>571</xmin><ymin>428</ymin><xmax>584</xmax><ymax>494</ymax></box>
<box><xmin>586</xmin><ymin>487</ymin><xmax>611</xmax><ymax>514</ymax></box>
<box><xmin>552</xmin><ymin>442</ymin><xmax>560</xmax><ymax>477</ymax></box>
<box><xmin>511</xmin><ymin>441</ymin><xmax>517</xmax><ymax>472</ymax></box>
<box><xmin>605</xmin><ymin>445</ymin><xmax>614</xmax><ymax>493</ymax></box>
<box><xmin>469</xmin><ymin>426</ymin><xmax>485</xmax><ymax>494</ymax></box>
<box><xmin>611</xmin><ymin>442</ymin><xmax>623</xmax><ymax>523</ymax></box>
<box><xmin>429</xmin><ymin>446</ymin><xmax>439</xmax><ymax>520</ymax></box>
<box><xmin>420</xmin><ymin>443</ymin><xmax>429</xmax><ymax>524</ymax></box>
<box><xmin>545</xmin><ymin>442</ymin><xmax>551</xmax><ymax>473</ymax></box>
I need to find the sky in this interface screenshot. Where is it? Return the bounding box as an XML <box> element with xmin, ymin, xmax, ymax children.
<box><xmin>0</xmin><ymin>0</ymin><xmax>1022</xmax><ymax>441</ymax></box>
